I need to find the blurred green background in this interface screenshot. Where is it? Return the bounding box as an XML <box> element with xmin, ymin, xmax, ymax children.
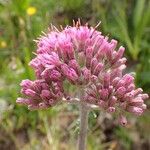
<box><xmin>0</xmin><ymin>0</ymin><xmax>150</xmax><ymax>149</ymax></box>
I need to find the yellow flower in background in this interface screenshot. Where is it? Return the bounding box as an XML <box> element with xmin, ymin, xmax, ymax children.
<box><xmin>0</xmin><ymin>41</ymin><xmax>7</xmax><ymax>48</ymax></box>
<box><xmin>26</xmin><ymin>6</ymin><xmax>37</xmax><ymax>16</ymax></box>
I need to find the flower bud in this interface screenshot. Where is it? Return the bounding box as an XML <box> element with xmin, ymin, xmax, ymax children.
<box><xmin>90</xmin><ymin>57</ymin><xmax>98</xmax><ymax>73</ymax></box>
<box><xmin>134</xmin><ymin>88</ymin><xmax>143</xmax><ymax>96</ymax></box>
<box><xmin>82</xmin><ymin>67</ymin><xmax>91</xmax><ymax>84</ymax></box>
<box><xmin>119</xmin><ymin>115</ymin><xmax>127</xmax><ymax>126</ymax></box>
<box><xmin>99</xmin><ymin>89</ymin><xmax>109</xmax><ymax>99</ymax></box>
<box><xmin>104</xmin><ymin>73</ymin><xmax>110</xmax><ymax>88</ymax></box>
<box><xmin>16</xmin><ymin>98</ymin><xmax>31</xmax><ymax>105</ymax></box>
<box><xmin>127</xmin><ymin>106</ymin><xmax>143</xmax><ymax>116</ymax></box>
<box><xmin>112</xmin><ymin>77</ymin><xmax>120</xmax><ymax>86</ymax></box>
<box><xmin>140</xmin><ymin>94</ymin><xmax>149</xmax><ymax>100</ymax></box>
<box><xmin>107</xmin><ymin>107</ymin><xmax>115</xmax><ymax>113</ymax></box>
<box><xmin>116</xmin><ymin>87</ymin><xmax>126</xmax><ymax>98</ymax></box>
<box><xmin>98</xmin><ymin>100</ymin><xmax>106</xmax><ymax>108</ymax></box>
<box><xmin>93</xmin><ymin>63</ymin><xmax>103</xmax><ymax>76</ymax></box>
<box><xmin>128</xmin><ymin>97</ymin><xmax>143</xmax><ymax>106</ymax></box>
<box><xmin>39</xmin><ymin>102</ymin><xmax>48</xmax><ymax>109</ymax></box>
<box><xmin>50</xmin><ymin>70</ymin><xmax>62</xmax><ymax>81</ymax></box>
<box><xmin>109</xmin><ymin>96</ymin><xmax>117</xmax><ymax>106</ymax></box>
<box><xmin>66</xmin><ymin>43</ymin><xmax>74</xmax><ymax>59</ymax></box>
<box><xmin>126</xmin><ymin>84</ymin><xmax>135</xmax><ymax>92</ymax></box>
<box><xmin>20</xmin><ymin>79</ymin><xmax>32</xmax><ymax>88</ymax></box>
<box><xmin>40</xmin><ymin>90</ymin><xmax>51</xmax><ymax>101</ymax></box>
<box><xmin>23</xmin><ymin>89</ymin><xmax>36</xmax><ymax>97</ymax></box>
<box><xmin>86</xmin><ymin>47</ymin><xmax>93</xmax><ymax>68</ymax></box>
<box><xmin>69</xmin><ymin>59</ymin><xmax>81</xmax><ymax>75</ymax></box>
<box><xmin>112</xmin><ymin>46</ymin><xmax>125</xmax><ymax>63</ymax></box>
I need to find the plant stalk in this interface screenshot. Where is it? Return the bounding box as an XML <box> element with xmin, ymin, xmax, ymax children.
<box><xmin>78</xmin><ymin>102</ymin><xmax>89</xmax><ymax>150</ymax></box>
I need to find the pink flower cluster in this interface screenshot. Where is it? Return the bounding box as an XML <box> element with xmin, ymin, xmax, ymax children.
<box><xmin>17</xmin><ymin>79</ymin><xmax>63</xmax><ymax>109</ymax></box>
<box><xmin>17</xmin><ymin>21</ymin><xmax>149</xmax><ymax>125</ymax></box>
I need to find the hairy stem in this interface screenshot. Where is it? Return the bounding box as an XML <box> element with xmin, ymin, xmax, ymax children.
<box><xmin>78</xmin><ymin>102</ymin><xmax>89</xmax><ymax>150</ymax></box>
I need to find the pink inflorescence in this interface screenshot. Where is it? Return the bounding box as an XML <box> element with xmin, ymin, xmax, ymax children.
<box><xmin>17</xmin><ymin>21</ymin><xmax>149</xmax><ymax>125</ymax></box>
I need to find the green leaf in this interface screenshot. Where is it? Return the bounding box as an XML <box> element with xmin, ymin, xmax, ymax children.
<box><xmin>133</xmin><ymin>0</ymin><xmax>145</xmax><ymax>30</ymax></box>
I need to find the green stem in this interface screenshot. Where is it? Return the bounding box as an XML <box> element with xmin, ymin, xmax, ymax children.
<box><xmin>78</xmin><ymin>103</ymin><xmax>89</xmax><ymax>150</ymax></box>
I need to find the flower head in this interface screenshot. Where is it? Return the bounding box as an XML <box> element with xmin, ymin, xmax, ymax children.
<box><xmin>0</xmin><ymin>40</ymin><xmax>7</xmax><ymax>48</ymax></box>
<box><xmin>26</xmin><ymin>6</ymin><xmax>37</xmax><ymax>16</ymax></box>
<box><xmin>17</xmin><ymin>79</ymin><xmax>63</xmax><ymax>109</ymax></box>
<box><xmin>17</xmin><ymin>21</ymin><xmax>149</xmax><ymax>125</ymax></box>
